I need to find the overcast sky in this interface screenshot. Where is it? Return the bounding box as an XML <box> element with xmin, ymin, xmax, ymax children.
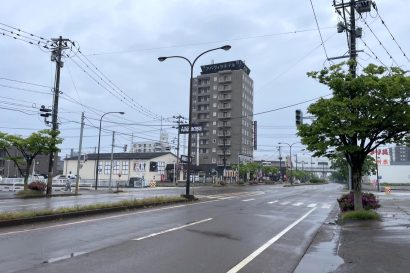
<box><xmin>0</xmin><ymin>0</ymin><xmax>409</xmax><ymax>162</ymax></box>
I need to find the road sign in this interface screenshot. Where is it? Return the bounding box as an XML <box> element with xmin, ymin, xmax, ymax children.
<box><xmin>180</xmin><ymin>155</ymin><xmax>192</xmax><ymax>163</ymax></box>
<box><xmin>179</xmin><ymin>124</ymin><xmax>203</xmax><ymax>134</ymax></box>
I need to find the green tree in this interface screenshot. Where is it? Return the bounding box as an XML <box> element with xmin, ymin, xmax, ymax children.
<box><xmin>0</xmin><ymin>130</ymin><xmax>62</xmax><ymax>190</ymax></box>
<box><xmin>234</xmin><ymin>162</ymin><xmax>262</xmax><ymax>181</ymax></box>
<box><xmin>330</xmin><ymin>153</ymin><xmax>376</xmax><ymax>183</ymax></box>
<box><xmin>298</xmin><ymin>63</ymin><xmax>410</xmax><ymax>210</ymax></box>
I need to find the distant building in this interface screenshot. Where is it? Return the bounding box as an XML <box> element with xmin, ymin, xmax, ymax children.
<box><xmin>191</xmin><ymin>60</ymin><xmax>254</xmax><ymax>173</ymax></box>
<box><xmin>64</xmin><ymin>152</ymin><xmax>177</xmax><ymax>184</ymax></box>
<box><xmin>132</xmin><ymin>131</ymin><xmax>171</xmax><ymax>153</ymax></box>
<box><xmin>0</xmin><ymin>147</ymin><xmax>59</xmax><ymax>177</ymax></box>
<box><xmin>390</xmin><ymin>146</ymin><xmax>410</xmax><ymax>165</ymax></box>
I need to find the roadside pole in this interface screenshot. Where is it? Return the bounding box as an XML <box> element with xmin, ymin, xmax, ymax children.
<box><xmin>109</xmin><ymin>131</ymin><xmax>115</xmax><ymax>191</ymax></box>
<box><xmin>75</xmin><ymin>112</ymin><xmax>84</xmax><ymax>194</ymax></box>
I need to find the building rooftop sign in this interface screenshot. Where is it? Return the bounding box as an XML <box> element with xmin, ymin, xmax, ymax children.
<box><xmin>201</xmin><ymin>60</ymin><xmax>251</xmax><ymax>75</ymax></box>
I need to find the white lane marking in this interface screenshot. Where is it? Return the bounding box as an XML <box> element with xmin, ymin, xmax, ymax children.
<box><xmin>226</xmin><ymin>207</ymin><xmax>317</xmax><ymax>273</ymax></box>
<box><xmin>293</xmin><ymin>202</ymin><xmax>304</xmax><ymax>206</ymax></box>
<box><xmin>307</xmin><ymin>203</ymin><xmax>317</xmax><ymax>208</ymax></box>
<box><xmin>132</xmin><ymin>218</ymin><xmax>212</xmax><ymax>241</ymax></box>
<box><xmin>267</xmin><ymin>201</ymin><xmax>278</xmax><ymax>204</ymax></box>
<box><xmin>280</xmin><ymin>201</ymin><xmax>290</xmax><ymax>205</ymax></box>
<box><xmin>321</xmin><ymin>204</ymin><xmax>331</xmax><ymax>209</ymax></box>
<box><xmin>0</xmin><ymin>199</ymin><xmax>220</xmax><ymax>236</ymax></box>
<box><xmin>242</xmin><ymin>198</ymin><xmax>255</xmax><ymax>202</ymax></box>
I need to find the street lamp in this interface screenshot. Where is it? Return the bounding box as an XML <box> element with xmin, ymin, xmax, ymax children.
<box><xmin>95</xmin><ymin>111</ymin><xmax>125</xmax><ymax>190</ymax></box>
<box><xmin>158</xmin><ymin>45</ymin><xmax>231</xmax><ymax>197</ymax></box>
<box><xmin>278</xmin><ymin>142</ymin><xmax>300</xmax><ymax>184</ymax></box>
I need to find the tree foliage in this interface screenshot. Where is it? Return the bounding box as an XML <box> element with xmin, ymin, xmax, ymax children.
<box><xmin>298</xmin><ymin>62</ymin><xmax>410</xmax><ymax>210</ymax></box>
<box><xmin>0</xmin><ymin>130</ymin><xmax>62</xmax><ymax>189</ymax></box>
<box><xmin>330</xmin><ymin>153</ymin><xmax>376</xmax><ymax>183</ymax></box>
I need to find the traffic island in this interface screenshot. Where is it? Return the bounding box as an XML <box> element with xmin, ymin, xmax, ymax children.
<box><xmin>0</xmin><ymin>196</ymin><xmax>193</xmax><ymax>227</ymax></box>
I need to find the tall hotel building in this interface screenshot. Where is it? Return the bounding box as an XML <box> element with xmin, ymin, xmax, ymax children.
<box><xmin>191</xmin><ymin>60</ymin><xmax>254</xmax><ymax>171</ymax></box>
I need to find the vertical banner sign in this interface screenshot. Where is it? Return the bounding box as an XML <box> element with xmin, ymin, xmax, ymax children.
<box><xmin>253</xmin><ymin>121</ymin><xmax>257</xmax><ymax>150</ymax></box>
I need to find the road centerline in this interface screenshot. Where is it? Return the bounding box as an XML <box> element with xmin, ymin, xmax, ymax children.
<box><xmin>226</xmin><ymin>207</ymin><xmax>317</xmax><ymax>273</ymax></box>
<box><xmin>132</xmin><ymin>218</ymin><xmax>212</xmax><ymax>241</ymax></box>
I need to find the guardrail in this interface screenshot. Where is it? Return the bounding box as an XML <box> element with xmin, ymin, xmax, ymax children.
<box><xmin>0</xmin><ymin>178</ymin><xmax>92</xmax><ymax>192</ymax></box>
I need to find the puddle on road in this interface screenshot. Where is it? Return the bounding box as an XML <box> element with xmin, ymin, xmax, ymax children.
<box><xmin>294</xmin><ymin>228</ymin><xmax>344</xmax><ymax>273</ymax></box>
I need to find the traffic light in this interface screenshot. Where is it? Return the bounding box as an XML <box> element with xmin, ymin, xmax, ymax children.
<box><xmin>123</xmin><ymin>144</ymin><xmax>127</xmax><ymax>152</ymax></box>
<box><xmin>39</xmin><ymin>105</ymin><xmax>52</xmax><ymax>117</ymax></box>
<box><xmin>295</xmin><ymin>109</ymin><xmax>303</xmax><ymax>126</ymax></box>
<box><xmin>149</xmin><ymin>161</ymin><xmax>158</xmax><ymax>172</ymax></box>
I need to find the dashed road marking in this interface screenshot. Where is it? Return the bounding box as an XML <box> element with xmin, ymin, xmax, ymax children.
<box><xmin>321</xmin><ymin>204</ymin><xmax>331</xmax><ymax>209</ymax></box>
<box><xmin>242</xmin><ymin>198</ymin><xmax>255</xmax><ymax>202</ymax></box>
<box><xmin>267</xmin><ymin>200</ymin><xmax>278</xmax><ymax>204</ymax></box>
<box><xmin>132</xmin><ymin>218</ymin><xmax>212</xmax><ymax>241</ymax></box>
<box><xmin>307</xmin><ymin>203</ymin><xmax>317</xmax><ymax>208</ymax></box>
<box><xmin>293</xmin><ymin>202</ymin><xmax>304</xmax><ymax>206</ymax></box>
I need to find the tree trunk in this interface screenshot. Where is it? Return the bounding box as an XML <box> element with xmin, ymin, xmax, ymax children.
<box><xmin>351</xmin><ymin>161</ymin><xmax>364</xmax><ymax>211</ymax></box>
<box><xmin>23</xmin><ymin>165</ymin><xmax>30</xmax><ymax>190</ymax></box>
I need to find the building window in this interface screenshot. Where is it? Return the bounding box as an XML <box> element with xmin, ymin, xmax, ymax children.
<box><xmin>212</xmin><ymin>158</ymin><xmax>216</xmax><ymax>163</ymax></box>
<box><xmin>212</xmin><ymin>148</ymin><xmax>216</xmax><ymax>152</ymax></box>
<box><xmin>98</xmin><ymin>161</ymin><xmax>103</xmax><ymax>174</ymax></box>
<box><xmin>104</xmin><ymin>161</ymin><xmax>111</xmax><ymax>174</ymax></box>
<box><xmin>213</xmin><ymin>139</ymin><xmax>216</xmax><ymax>143</ymax></box>
<box><xmin>113</xmin><ymin>160</ymin><xmax>120</xmax><ymax>174</ymax></box>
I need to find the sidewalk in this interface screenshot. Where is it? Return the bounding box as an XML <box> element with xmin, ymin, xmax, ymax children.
<box><xmin>294</xmin><ymin>192</ymin><xmax>410</xmax><ymax>273</ymax></box>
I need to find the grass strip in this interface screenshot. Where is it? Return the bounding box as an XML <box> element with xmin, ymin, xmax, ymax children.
<box><xmin>342</xmin><ymin>210</ymin><xmax>381</xmax><ymax>221</ymax></box>
<box><xmin>0</xmin><ymin>196</ymin><xmax>187</xmax><ymax>221</ymax></box>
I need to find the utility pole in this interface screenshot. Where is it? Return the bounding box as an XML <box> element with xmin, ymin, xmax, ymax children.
<box><xmin>109</xmin><ymin>131</ymin><xmax>115</xmax><ymax>191</ymax></box>
<box><xmin>75</xmin><ymin>112</ymin><xmax>84</xmax><ymax>194</ymax></box>
<box><xmin>332</xmin><ymin>0</ymin><xmax>373</xmax><ymax>77</ymax></box>
<box><xmin>46</xmin><ymin>36</ymin><xmax>69</xmax><ymax>196</ymax></box>
<box><xmin>278</xmin><ymin>146</ymin><xmax>283</xmax><ymax>180</ymax></box>
<box><xmin>173</xmin><ymin>115</ymin><xmax>187</xmax><ymax>182</ymax></box>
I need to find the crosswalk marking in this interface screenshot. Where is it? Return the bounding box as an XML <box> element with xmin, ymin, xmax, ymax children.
<box><xmin>321</xmin><ymin>204</ymin><xmax>331</xmax><ymax>209</ymax></box>
<box><xmin>307</xmin><ymin>203</ymin><xmax>317</xmax><ymax>208</ymax></box>
<box><xmin>293</xmin><ymin>202</ymin><xmax>304</xmax><ymax>206</ymax></box>
<box><xmin>267</xmin><ymin>200</ymin><xmax>278</xmax><ymax>204</ymax></box>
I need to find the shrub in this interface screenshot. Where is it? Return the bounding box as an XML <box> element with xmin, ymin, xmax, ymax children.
<box><xmin>342</xmin><ymin>210</ymin><xmax>380</xmax><ymax>221</ymax></box>
<box><xmin>337</xmin><ymin>191</ymin><xmax>380</xmax><ymax>212</ymax></box>
<box><xmin>309</xmin><ymin>177</ymin><xmax>326</xmax><ymax>184</ymax></box>
<box><xmin>28</xmin><ymin>181</ymin><xmax>47</xmax><ymax>192</ymax></box>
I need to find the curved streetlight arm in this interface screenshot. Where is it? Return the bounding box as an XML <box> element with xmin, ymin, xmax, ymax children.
<box><xmin>158</xmin><ymin>55</ymin><xmax>192</xmax><ymax>67</ymax></box>
<box><xmin>95</xmin><ymin>111</ymin><xmax>124</xmax><ymax>190</ymax></box>
<box><xmin>158</xmin><ymin>45</ymin><xmax>231</xmax><ymax>197</ymax></box>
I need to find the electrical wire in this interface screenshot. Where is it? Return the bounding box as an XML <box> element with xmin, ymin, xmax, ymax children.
<box><xmin>357</xmin><ymin>13</ymin><xmax>400</xmax><ymax>67</ymax></box>
<box><xmin>309</xmin><ymin>0</ymin><xmax>329</xmax><ymax>60</ymax></box>
<box><xmin>372</xmin><ymin>2</ymin><xmax>410</xmax><ymax>64</ymax></box>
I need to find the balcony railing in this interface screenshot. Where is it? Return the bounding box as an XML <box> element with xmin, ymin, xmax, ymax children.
<box><xmin>218</xmin><ymin>104</ymin><xmax>231</xmax><ymax>110</ymax></box>
<box><xmin>218</xmin><ymin>94</ymin><xmax>232</xmax><ymax>100</ymax></box>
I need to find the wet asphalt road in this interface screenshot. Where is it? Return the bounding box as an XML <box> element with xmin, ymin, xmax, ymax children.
<box><xmin>0</xmin><ymin>183</ymin><xmax>343</xmax><ymax>273</ymax></box>
<box><xmin>0</xmin><ymin>185</ymin><xmax>265</xmax><ymax>212</ymax></box>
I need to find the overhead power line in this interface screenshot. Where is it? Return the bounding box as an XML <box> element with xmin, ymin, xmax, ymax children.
<box><xmin>86</xmin><ymin>27</ymin><xmax>334</xmax><ymax>56</ymax></box>
<box><xmin>309</xmin><ymin>0</ymin><xmax>329</xmax><ymax>60</ymax></box>
<box><xmin>68</xmin><ymin>42</ymin><xmax>161</xmax><ymax>120</ymax></box>
<box><xmin>372</xmin><ymin>2</ymin><xmax>410</xmax><ymax>64</ymax></box>
<box><xmin>358</xmin><ymin>13</ymin><xmax>400</xmax><ymax>67</ymax></box>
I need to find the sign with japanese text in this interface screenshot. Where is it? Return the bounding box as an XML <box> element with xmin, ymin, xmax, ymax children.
<box><xmin>179</xmin><ymin>124</ymin><xmax>203</xmax><ymax>134</ymax></box>
<box><xmin>369</xmin><ymin>148</ymin><xmax>390</xmax><ymax>166</ymax></box>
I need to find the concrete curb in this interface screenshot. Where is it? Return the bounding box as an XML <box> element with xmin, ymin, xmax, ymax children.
<box><xmin>0</xmin><ymin>199</ymin><xmax>193</xmax><ymax>227</ymax></box>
